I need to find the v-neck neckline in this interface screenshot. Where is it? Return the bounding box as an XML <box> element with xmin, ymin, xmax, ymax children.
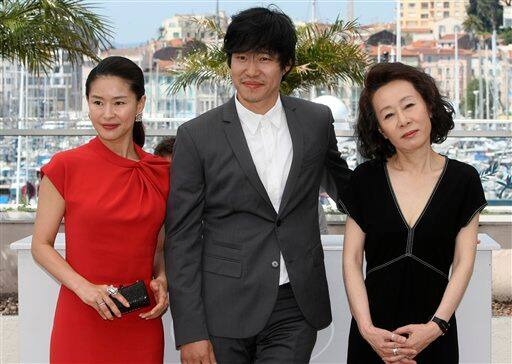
<box><xmin>384</xmin><ymin>157</ymin><xmax>449</xmax><ymax>230</ymax></box>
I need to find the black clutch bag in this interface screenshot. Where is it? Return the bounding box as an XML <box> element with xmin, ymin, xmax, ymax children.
<box><xmin>113</xmin><ymin>280</ymin><xmax>150</xmax><ymax>314</ymax></box>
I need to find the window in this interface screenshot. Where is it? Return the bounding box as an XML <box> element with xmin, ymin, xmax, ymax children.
<box><xmin>421</xmin><ymin>2</ymin><xmax>428</xmax><ymax>9</ymax></box>
<box><xmin>443</xmin><ymin>11</ymin><xmax>449</xmax><ymax>18</ymax></box>
<box><xmin>421</xmin><ymin>13</ymin><xmax>428</xmax><ymax>18</ymax></box>
<box><xmin>408</xmin><ymin>3</ymin><xmax>416</xmax><ymax>7</ymax></box>
<box><xmin>444</xmin><ymin>2</ymin><xmax>449</xmax><ymax>8</ymax></box>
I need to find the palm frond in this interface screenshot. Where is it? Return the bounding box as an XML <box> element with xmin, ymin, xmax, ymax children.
<box><xmin>168</xmin><ymin>17</ymin><xmax>370</xmax><ymax>96</ymax></box>
<box><xmin>167</xmin><ymin>43</ymin><xmax>229</xmax><ymax>94</ymax></box>
<box><xmin>191</xmin><ymin>16</ymin><xmax>225</xmax><ymax>39</ymax></box>
<box><xmin>0</xmin><ymin>0</ymin><xmax>113</xmax><ymax>74</ymax></box>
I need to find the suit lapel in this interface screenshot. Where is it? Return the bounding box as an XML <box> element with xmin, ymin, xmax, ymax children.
<box><xmin>222</xmin><ymin>97</ymin><xmax>275</xmax><ymax>211</ymax></box>
<box><xmin>278</xmin><ymin>96</ymin><xmax>304</xmax><ymax>216</ymax></box>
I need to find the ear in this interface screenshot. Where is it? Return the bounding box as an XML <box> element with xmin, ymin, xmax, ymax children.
<box><xmin>282</xmin><ymin>62</ymin><xmax>292</xmax><ymax>76</ymax></box>
<box><xmin>378</xmin><ymin>127</ymin><xmax>389</xmax><ymax>139</ymax></box>
<box><xmin>136</xmin><ymin>95</ymin><xmax>146</xmax><ymax>115</ymax></box>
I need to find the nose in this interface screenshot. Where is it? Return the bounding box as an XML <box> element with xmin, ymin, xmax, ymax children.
<box><xmin>103</xmin><ymin>104</ymin><xmax>115</xmax><ymax>119</ymax></box>
<box><xmin>396</xmin><ymin>109</ymin><xmax>410</xmax><ymax>127</ymax></box>
<box><xmin>245</xmin><ymin>58</ymin><xmax>259</xmax><ymax>77</ymax></box>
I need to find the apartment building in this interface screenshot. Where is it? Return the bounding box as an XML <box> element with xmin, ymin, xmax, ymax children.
<box><xmin>400</xmin><ymin>0</ymin><xmax>468</xmax><ymax>31</ymax></box>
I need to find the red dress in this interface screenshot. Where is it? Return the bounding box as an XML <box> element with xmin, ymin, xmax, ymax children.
<box><xmin>41</xmin><ymin>137</ymin><xmax>170</xmax><ymax>363</ymax></box>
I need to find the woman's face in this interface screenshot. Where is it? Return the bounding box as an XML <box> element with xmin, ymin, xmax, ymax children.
<box><xmin>87</xmin><ymin>75</ymin><xmax>145</xmax><ymax>144</ymax></box>
<box><xmin>371</xmin><ymin>80</ymin><xmax>432</xmax><ymax>154</ymax></box>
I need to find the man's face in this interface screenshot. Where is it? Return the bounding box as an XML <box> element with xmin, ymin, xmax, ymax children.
<box><xmin>230</xmin><ymin>51</ymin><xmax>290</xmax><ymax>114</ymax></box>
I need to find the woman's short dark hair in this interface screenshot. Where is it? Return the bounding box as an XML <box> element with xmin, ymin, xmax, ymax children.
<box><xmin>356</xmin><ymin>62</ymin><xmax>454</xmax><ymax>160</ymax></box>
<box><xmin>223</xmin><ymin>7</ymin><xmax>296</xmax><ymax>79</ymax></box>
<box><xmin>85</xmin><ymin>56</ymin><xmax>146</xmax><ymax>147</ymax></box>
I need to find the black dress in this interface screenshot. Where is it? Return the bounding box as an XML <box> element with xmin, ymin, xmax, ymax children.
<box><xmin>340</xmin><ymin>157</ymin><xmax>487</xmax><ymax>364</ymax></box>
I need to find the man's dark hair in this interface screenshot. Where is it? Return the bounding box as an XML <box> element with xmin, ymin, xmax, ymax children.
<box><xmin>356</xmin><ymin>62</ymin><xmax>455</xmax><ymax>160</ymax></box>
<box><xmin>154</xmin><ymin>137</ymin><xmax>176</xmax><ymax>157</ymax></box>
<box><xmin>223</xmin><ymin>7</ymin><xmax>296</xmax><ymax>78</ymax></box>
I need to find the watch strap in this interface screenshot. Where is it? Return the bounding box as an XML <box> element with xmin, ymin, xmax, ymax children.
<box><xmin>431</xmin><ymin>316</ymin><xmax>450</xmax><ymax>335</ymax></box>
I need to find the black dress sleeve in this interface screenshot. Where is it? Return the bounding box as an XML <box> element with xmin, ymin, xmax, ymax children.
<box><xmin>457</xmin><ymin>165</ymin><xmax>487</xmax><ymax>230</ymax></box>
<box><xmin>339</xmin><ymin>163</ymin><xmax>367</xmax><ymax>232</ymax></box>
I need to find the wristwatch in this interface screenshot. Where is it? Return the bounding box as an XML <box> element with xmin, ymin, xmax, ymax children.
<box><xmin>431</xmin><ymin>316</ymin><xmax>450</xmax><ymax>335</ymax></box>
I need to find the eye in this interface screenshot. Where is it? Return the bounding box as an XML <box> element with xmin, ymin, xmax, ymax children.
<box><xmin>259</xmin><ymin>56</ymin><xmax>271</xmax><ymax>62</ymax></box>
<box><xmin>405</xmin><ymin>103</ymin><xmax>415</xmax><ymax>108</ymax></box>
<box><xmin>93</xmin><ymin>100</ymin><xmax>102</xmax><ymax>106</ymax></box>
<box><xmin>236</xmin><ymin>55</ymin><xmax>246</xmax><ymax>61</ymax></box>
<box><xmin>115</xmin><ymin>101</ymin><xmax>126</xmax><ymax>105</ymax></box>
<box><xmin>384</xmin><ymin>113</ymin><xmax>394</xmax><ymax>120</ymax></box>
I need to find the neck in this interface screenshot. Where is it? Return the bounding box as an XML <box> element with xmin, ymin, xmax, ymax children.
<box><xmin>390</xmin><ymin>145</ymin><xmax>441</xmax><ymax>174</ymax></box>
<box><xmin>236</xmin><ymin>92</ymin><xmax>279</xmax><ymax>115</ymax></box>
<box><xmin>98</xmin><ymin>135</ymin><xmax>139</xmax><ymax>161</ymax></box>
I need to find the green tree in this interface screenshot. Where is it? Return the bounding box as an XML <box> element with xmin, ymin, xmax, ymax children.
<box><xmin>464</xmin><ymin>78</ymin><xmax>488</xmax><ymax>118</ymax></box>
<box><xmin>0</xmin><ymin>0</ymin><xmax>112</xmax><ymax>74</ymax></box>
<box><xmin>500</xmin><ymin>27</ymin><xmax>512</xmax><ymax>44</ymax></box>
<box><xmin>464</xmin><ymin>0</ymin><xmax>503</xmax><ymax>34</ymax></box>
<box><xmin>168</xmin><ymin>18</ymin><xmax>370</xmax><ymax>95</ymax></box>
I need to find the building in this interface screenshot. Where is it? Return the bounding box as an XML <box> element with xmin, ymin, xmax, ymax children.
<box><xmin>159</xmin><ymin>12</ymin><xmax>229</xmax><ymax>44</ymax></box>
<box><xmin>503</xmin><ymin>1</ymin><xmax>512</xmax><ymax>28</ymax></box>
<box><xmin>1</xmin><ymin>55</ymin><xmax>83</xmax><ymax>121</ymax></box>
<box><xmin>400</xmin><ymin>0</ymin><xmax>468</xmax><ymax>31</ymax></box>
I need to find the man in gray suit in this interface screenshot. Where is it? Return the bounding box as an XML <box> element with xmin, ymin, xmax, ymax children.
<box><xmin>166</xmin><ymin>7</ymin><xmax>351</xmax><ymax>364</ymax></box>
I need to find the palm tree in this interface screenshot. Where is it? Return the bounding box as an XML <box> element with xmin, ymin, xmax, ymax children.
<box><xmin>0</xmin><ymin>0</ymin><xmax>112</xmax><ymax>74</ymax></box>
<box><xmin>168</xmin><ymin>18</ymin><xmax>370</xmax><ymax>95</ymax></box>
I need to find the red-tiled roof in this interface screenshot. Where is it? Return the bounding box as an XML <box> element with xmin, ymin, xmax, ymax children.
<box><xmin>402</xmin><ymin>28</ymin><xmax>432</xmax><ymax>33</ymax></box>
<box><xmin>410</xmin><ymin>40</ymin><xmax>438</xmax><ymax>48</ymax></box>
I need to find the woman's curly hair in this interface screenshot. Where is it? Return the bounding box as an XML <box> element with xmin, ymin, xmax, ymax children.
<box><xmin>356</xmin><ymin>62</ymin><xmax>454</xmax><ymax>160</ymax></box>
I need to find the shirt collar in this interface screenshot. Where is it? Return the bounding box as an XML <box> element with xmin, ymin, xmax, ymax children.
<box><xmin>235</xmin><ymin>94</ymin><xmax>283</xmax><ymax>135</ymax></box>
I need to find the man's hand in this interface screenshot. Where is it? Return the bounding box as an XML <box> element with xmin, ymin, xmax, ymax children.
<box><xmin>181</xmin><ymin>340</ymin><xmax>217</xmax><ymax>364</ymax></box>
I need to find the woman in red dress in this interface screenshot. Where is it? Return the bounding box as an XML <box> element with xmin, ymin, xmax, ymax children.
<box><xmin>31</xmin><ymin>56</ymin><xmax>170</xmax><ymax>363</ymax></box>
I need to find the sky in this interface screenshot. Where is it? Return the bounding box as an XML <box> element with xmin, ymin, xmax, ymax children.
<box><xmin>95</xmin><ymin>0</ymin><xmax>397</xmax><ymax>46</ymax></box>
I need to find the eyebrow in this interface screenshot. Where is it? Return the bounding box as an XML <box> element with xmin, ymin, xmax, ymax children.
<box><xmin>90</xmin><ymin>95</ymin><xmax>129</xmax><ymax>99</ymax></box>
<box><xmin>378</xmin><ymin>95</ymin><xmax>415</xmax><ymax>114</ymax></box>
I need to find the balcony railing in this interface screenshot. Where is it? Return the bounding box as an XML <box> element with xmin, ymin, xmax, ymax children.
<box><xmin>1</xmin><ymin>119</ymin><xmax>511</xmax><ymax>206</ymax></box>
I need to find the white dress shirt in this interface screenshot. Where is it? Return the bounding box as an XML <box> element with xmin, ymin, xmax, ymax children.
<box><xmin>235</xmin><ymin>95</ymin><xmax>293</xmax><ymax>285</ymax></box>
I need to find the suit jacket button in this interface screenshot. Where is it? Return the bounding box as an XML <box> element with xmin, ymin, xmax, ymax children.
<box><xmin>276</xmin><ymin>219</ymin><xmax>282</xmax><ymax>227</ymax></box>
<box><xmin>271</xmin><ymin>261</ymin><xmax>279</xmax><ymax>268</ymax></box>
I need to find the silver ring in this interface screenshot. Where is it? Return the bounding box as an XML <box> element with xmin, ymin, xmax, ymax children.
<box><xmin>393</xmin><ymin>348</ymin><xmax>398</xmax><ymax>356</ymax></box>
<box><xmin>391</xmin><ymin>333</ymin><xmax>395</xmax><ymax>341</ymax></box>
<box><xmin>107</xmin><ymin>285</ymin><xmax>119</xmax><ymax>296</ymax></box>
<box><xmin>97</xmin><ymin>301</ymin><xmax>106</xmax><ymax>307</ymax></box>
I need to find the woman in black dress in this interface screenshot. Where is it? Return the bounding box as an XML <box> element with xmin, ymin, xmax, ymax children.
<box><xmin>342</xmin><ymin>63</ymin><xmax>487</xmax><ymax>364</ymax></box>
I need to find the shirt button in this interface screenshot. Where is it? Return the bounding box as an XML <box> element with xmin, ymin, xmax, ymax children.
<box><xmin>271</xmin><ymin>261</ymin><xmax>279</xmax><ymax>268</ymax></box>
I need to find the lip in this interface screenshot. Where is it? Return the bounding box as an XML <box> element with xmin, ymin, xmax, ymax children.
<box><xmin>102</xmin><ymin>124</ymin><xmax>120</xmax><ymax>130</ymax></box>
<box><xmin>242</xmin><ymin>81</ymin><xmax>263</xmax><ymax>89</ymax></box>
<box><xmin>402</xmin><ymin>129</ymin><xmax>419</xmax><ymax>139</ymax></box>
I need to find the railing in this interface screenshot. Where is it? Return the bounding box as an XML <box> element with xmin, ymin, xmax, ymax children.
<box><xmin>0</xmin><ymin>119</ymin><xmax>511</xmax><ymax>206</ymax></box>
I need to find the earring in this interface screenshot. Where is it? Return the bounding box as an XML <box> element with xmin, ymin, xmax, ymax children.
<box><xmin>135</xmin><ymin>113</ymin><xmax>143</xmax><ymax>122</ymax></box>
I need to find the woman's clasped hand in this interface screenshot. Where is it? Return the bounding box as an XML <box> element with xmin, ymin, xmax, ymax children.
<box><xmin>360</xmin><ymin>325</ymin><xmax>417</xmax><ymax>363</ymax></box>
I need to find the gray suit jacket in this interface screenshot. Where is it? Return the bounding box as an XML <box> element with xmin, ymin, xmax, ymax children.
<box><xmin>165</xmin><ymin>95</ymin><xmax>351</xmax><ymax>347</ymax></box>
